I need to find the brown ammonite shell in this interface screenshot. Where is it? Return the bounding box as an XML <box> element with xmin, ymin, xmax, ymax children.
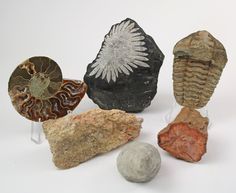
<box><xmin>173</xmin><ymin>30</ymin><xmax>228</xmax><ymax>109</ymax></box>
<box><xmin>8</xmin><ymin>56</ymin><xmax>87</xmax><ymax>122</ymax></box>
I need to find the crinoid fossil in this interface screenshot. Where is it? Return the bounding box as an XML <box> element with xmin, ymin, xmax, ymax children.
<box><xmin>8</xmin><ymin>56</ymin><xmax>87</xmax><ymax>122</ymax></box>
<box><xmin>84</xmin><ymin>18</ymin><xmax>164</xmax><ymax>112</ymax></box>
<box><xmin>173</xmin><ymin>31</ymin><xmax>227</xmax><ymax>109</ymax></box>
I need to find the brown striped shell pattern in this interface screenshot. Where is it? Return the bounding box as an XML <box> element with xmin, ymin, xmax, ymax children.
<box><xmin>173</xmin><ymin>31</ymin><xmax>227</xmax><ymax>109</ymax></box>
<box><xmin>8</xmin><ymin>56</ymin><xmax>87</xmax><ymax>122</ymax></box>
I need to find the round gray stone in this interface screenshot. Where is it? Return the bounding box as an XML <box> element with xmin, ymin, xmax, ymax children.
<box><xmin>117</xmin><ymin>142</ymin><xmax>161</xmax><ymax>183</ymax></box>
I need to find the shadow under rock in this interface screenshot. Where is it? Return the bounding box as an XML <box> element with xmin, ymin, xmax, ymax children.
<box><xmin>14</xmin><ymin>143</ymin><xmax>54</xmax><ymax>171</ymax></box>
<box><xmin>199</xmin><ymin>135</ymin><xmax>226</xmax><ymax>164</ymax></box>
<box><xmin>135</xmin><ymin>161</ymin><xmax>175</xmax><ymax>192</ymax></box>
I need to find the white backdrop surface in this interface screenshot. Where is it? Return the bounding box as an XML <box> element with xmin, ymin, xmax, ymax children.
<box><xmin>0</xmin><ymin>0</ymin><xmax>236</xmax><ymax>193</ymax></box>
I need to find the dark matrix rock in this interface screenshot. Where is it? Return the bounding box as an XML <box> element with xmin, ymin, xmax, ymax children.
<box><xmin>84</xmin><ymin>18</ymin><xmax>164</xmax><ymax>112</ymax></box>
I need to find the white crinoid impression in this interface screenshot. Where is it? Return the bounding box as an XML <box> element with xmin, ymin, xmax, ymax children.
<box><xmin>89</xmin><ymin>19</ymin><xmax>150</xmax><ymax>83</ymax></box>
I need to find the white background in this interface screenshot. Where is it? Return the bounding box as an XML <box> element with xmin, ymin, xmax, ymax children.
<box><xmin>0</xmin><ymin>0</ymin><xmax>236</xmax><ymax>193</ymax></box>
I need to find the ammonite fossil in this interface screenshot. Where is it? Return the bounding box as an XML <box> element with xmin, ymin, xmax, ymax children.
<box><xmin>8</xmin><ymin>56</ymin><xmax>87</xmax><ymax>122</ymax></box>
<box><xmin>173</xmin><ymin>30</ymin><xmax>227</xmax><ymax>109</ymax></box>
<box><xmin>84</xmin><ymin>18</ymin><xmax>164</xmax><ymax>112</ymax></box>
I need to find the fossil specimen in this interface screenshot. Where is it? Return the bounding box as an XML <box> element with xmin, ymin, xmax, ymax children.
<box><xmin>89</xmin><ymin>19</ymin><xmax>150</xmax><ymax>83</ymax></box>
<box><xmin>158</xmin><ymin>107</ymin><xmax>208</xmax><ymax>162</ymax></box>
<box><xmin>43</xmin><ymin>109</ymin><xmax>142</xmax><ymax>169</ymax></box>
<box><xmin>84</xmin><ymin>18</ymin><xmax>164</xmax><ymax>112</ymax></box>
<box><xmin>8</xmin><ymin>56</ymin><xmax>87</xmax><ymax>122</ymax></box>
<box><xmin>117</xmin><ymin>142</ymin><xmax>161</xmax><ymax>183</ymax></box>
<box><xmin>173</xmin><ymin>30</ymin><xmax>227</xmax><ymax>109</ymax></box>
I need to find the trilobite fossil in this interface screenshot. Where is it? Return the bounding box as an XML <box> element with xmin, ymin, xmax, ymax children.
<box><xmin>8</xmin><ymin>56</ymin><xmax>87</xmax><ymax>122</ymax></box>
<box><xmin>173</xmin><ymin>30</ymin><xmax>227</xmax><ymax>109</ymax></box>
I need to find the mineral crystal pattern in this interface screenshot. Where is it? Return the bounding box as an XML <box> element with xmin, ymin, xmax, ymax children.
<box><xmin>173</xmin><ymin>31</ymin><xmax>227</xmax><ymax>109</ymax></box>
<box><xmin>43</xmin><ymin>109</ymin><xmax>142</xmax><ymax>169</ymax></box>
<box><xmin>8</xmin><ymin>56</ymin><xmax>87</xmax><ymax>122</ymax></box>
<box><xmin>158</xmin><ymin>107</ymin><xmax>209</xmax><ymax>162</ymax></box>
<box><xmin>84</xmin><ymin>18</ymin><xmax>164</xmax><ymax>112</ymax></box>
<box><xmin>117</xmin><ymin>142</ymin><xmax>161</xmax><ymax>183</ymax></box>
<box><xmin>89</xmin><ymin>19</ymin><xmax>150</xmax><ymax>83</ymax></box>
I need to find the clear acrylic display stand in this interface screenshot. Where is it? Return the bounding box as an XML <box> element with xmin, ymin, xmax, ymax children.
<box><xmin>31</xmin><ymin>118</ymin><xmax>44</xmax><ymax>144</ymax></box>
<box><xmin>30</xmin><ymin>110</ymin><xmax>73</xmax><ymax>144</ymax></box>
<box><xmin>165</xmin><ymin>101</ymin><xmax>211</xmax><ymax>128</ymax></box>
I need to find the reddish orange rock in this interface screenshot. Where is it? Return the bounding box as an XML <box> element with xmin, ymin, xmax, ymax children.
<box><xmin>158</xmin><ymin>107</ymin><xmax>209</xmax><ymax>162</ymax></box>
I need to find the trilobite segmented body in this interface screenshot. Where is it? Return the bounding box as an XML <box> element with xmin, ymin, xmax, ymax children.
<box><xmin>173</xmin><ymin>31</ymin><xmax>227</xmax><ymax>109</ymax></box>
<box><xmin>8</xmin><ymin>56</ymin><xmax>87</xmax><ymax>122</ymax></box>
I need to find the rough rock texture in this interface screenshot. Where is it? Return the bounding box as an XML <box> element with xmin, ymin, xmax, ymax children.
<box><xmin>173</xmin><ymin>30</ymin><xmax>227</xmax><ymax>109</ymax></box>
<box><xmin>117</xmin><ymin>142</ymin><xmax>161</xmax><ymax>183</ymax></box>
<box><xmin>84</xmin><ymin>18</ymin><xmax>164</xmax><ymax>112</ymax></box>
<box><xmin>8</xmin><ymin>56</ymin><xmax>87</xmax><ymax>122</ymax></box>
<box><xmin>43</xmin><ymin>109</ymin><xmax>142</xmax><ymax>169</ymax></box>
<box><xmin>158</xmin><ymin>107</ymin><xmax>208</xmax><ymax>162</ymax></box>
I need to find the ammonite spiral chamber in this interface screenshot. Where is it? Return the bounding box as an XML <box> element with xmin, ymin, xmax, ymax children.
<box><xmin>8</xmin><ymin>56</ymin><xmax>87</xmax><ymax>122</ymax></box>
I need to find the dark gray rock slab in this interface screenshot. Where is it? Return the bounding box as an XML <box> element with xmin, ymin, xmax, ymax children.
<box><xmin>84</xmin><ymin>18</ymin><xmax>164</xmax><ymax>112</ymax></box>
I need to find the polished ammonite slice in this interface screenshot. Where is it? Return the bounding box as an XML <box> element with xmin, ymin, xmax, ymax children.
<box><xmin>173</xmin><ymin>30</ymin><xmax>227</xmax><ymax>109</ymax></box>
<box><xmin>8</xmin><ymin>56</ymin><xmax>87</xmax><ymax>122</ymax></box>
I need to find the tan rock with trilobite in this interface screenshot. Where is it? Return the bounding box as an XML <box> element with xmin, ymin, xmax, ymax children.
<box><xmin>173</xmin><ymin>31</ymin><xmax>227</xmax><ymax>109</ymax></box>
<box><xmin>43</xmin><ymin>109</ymin><xmax>142</xmax><ymax>169</ymax></box>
